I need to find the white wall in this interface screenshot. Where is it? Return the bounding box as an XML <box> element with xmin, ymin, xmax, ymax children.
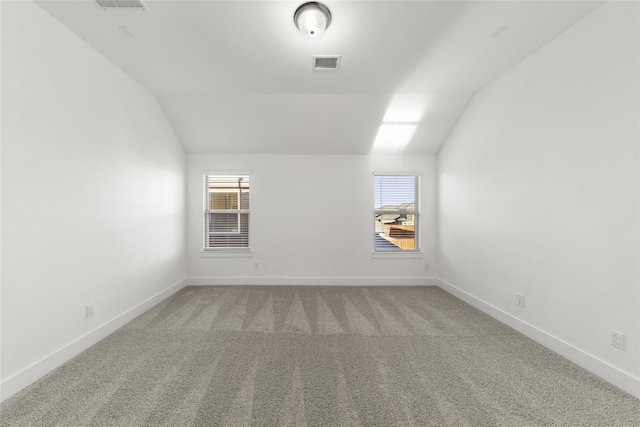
<box><xmin>188</xmin><ymin>154</ymin><xmax>436</xmax><ymax>285</ymax></box>
<box><xmin>1</xmin><ymin>1</ymin><xmax>187</xmax><ymax>400</ymax></box>
<box><xmin>437</xmin><ymin>1</ymin><xmax>639</xmax><ymax>397</ymax></box>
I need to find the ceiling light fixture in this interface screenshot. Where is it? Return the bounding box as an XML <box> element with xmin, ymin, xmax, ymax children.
<box><xmin>294</xmin><ymin>2</ymin><xmax>331</xmax><ymax>38</ymax></box>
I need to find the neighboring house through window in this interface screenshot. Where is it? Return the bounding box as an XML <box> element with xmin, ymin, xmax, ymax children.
<box><xmin>204</xmin><ymin>174</ymin><xmax>250</xmax><ymax>250</ymax></box>
<box><xmin>374</xmin><ymin>174</ymin><xmax>420</xmax><ymax>252</ymax></box>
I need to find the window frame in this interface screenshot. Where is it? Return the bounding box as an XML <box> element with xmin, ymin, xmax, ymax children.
<box><xmin>373</xmin><ymin>172</ymin><xmax>421</xmax><ymax>254</ymax></box>
<box><xmin>203</xmin><ymin>172</ymin><xmax>251</xmax><ymax>253</ymax></box>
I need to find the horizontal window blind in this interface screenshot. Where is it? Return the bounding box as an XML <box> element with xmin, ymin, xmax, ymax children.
<box><xmin>204</xmin><ymin>174</ymin><xmax>250</xmax><ymax>250</ymax></box>
<box><xmin>374</xmin><ymin>174</ymin><xmax>419</xmax><ymax>252</ymax></box>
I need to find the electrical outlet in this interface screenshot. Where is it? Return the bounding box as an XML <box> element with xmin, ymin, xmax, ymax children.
<box><xmin>86</xmin><ymin>304</ymin><xmax>94</xmax><ymax>318</ymax></box>
<box><xmin>424</xmin><ymin>263</ymin><xmax>430</xmax><ymax>271</ymax></box>
<box><xmin>516</xmin><ymin>294</ymin><xmax>525</xmax><ymax>308</ymax></box>
<box><xmin>611</xmin><ymin>330</ymin><xmax>625</xmax><ymax>350</ymax></box>
<box><xmin>254</xmin><ymin>262</ymin><xmax>260</xmax><ymax>270</ymax></box>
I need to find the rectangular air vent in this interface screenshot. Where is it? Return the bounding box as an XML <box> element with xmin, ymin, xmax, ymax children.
<box><xmin>95</xmin><ymin>0</ymin><xmax>146</xmax><ymax>10</ymax></box>
<box><xmin>313</xmin><ymin>56</ymin><xmax>341</xmax><ymax>71</ymax></box>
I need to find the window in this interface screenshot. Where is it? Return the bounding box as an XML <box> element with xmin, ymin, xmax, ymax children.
<box><xmin>374</xmin><ymin>174</ymin><xmax>419</xmax><ymax>252</ymax></box>
<box><xmin>204</xmin><ymin>174</ymin><xmax>250</xmax><ymax>250</ymax></box>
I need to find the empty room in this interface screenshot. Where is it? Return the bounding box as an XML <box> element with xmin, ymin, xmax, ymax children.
<box><xmin>1</xmin><ymin>0</ymin><xmax>639</xmax><ymax>425</ymax></box>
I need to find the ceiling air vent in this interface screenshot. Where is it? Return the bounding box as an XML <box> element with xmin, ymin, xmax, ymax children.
<box><xmin>313</xmin><ymin>56</ymin><xmax>341</xmax><ymax>71</ymax></box>
<box><xmin>94</xmin><ymin>0</ymin><xmax>147</xmax><ymax>10</ymax></box>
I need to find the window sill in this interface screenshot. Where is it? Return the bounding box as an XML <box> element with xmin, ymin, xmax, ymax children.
<box><xmin>371</xmin><ymin>251</ymin><xmax>423</xmax><ymax>259</ymax></box>
<box><xmin>201</xmin><ymin>250</ymin><xmax>253</xmax><ymax>258</ymax></box>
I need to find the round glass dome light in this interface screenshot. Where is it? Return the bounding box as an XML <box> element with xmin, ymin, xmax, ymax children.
<box><xmin>294</xmin><ymin>2</ymin><xmax>332</xmax><ymax>38</ymax></box>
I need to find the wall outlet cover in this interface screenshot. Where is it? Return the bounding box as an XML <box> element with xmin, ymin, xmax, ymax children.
<box><xmin>611</xmin><ymin>330</ymin><xmax>625</xmax><ymax>350</ymax></box>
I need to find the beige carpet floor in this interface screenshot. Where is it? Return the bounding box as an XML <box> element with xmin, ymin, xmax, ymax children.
<box><xmin>1</xmin><ymin>286</ymin><xmax>638</xmax><ymax>426</ymax></box>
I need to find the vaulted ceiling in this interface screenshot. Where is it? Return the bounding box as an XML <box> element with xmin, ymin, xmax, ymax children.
<box><xmin>35</xmin><ymin>0</ymin><xmax>604</xmax><ymax>155</ymax></box>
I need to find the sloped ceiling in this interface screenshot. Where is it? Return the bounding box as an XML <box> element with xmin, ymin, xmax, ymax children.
<box><xmin>35</xmin><ymin>0</ymin><xmax>604</xmax><ymax>154</ymax></box>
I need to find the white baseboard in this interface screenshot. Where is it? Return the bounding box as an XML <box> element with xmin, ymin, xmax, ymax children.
<box><xmin>187</xmin><ymin>276</ymin><xmax>440</xmax><ymax>286</ymax></box>
<box><xmin>0</xmin><ymin>278</ymin><xmax>188</xmax><ymax>403</ymax></box>
<box><xmin>436</xmin><ymin>278</ymin><xmax>640</xmax><ymax>399</ymax></box>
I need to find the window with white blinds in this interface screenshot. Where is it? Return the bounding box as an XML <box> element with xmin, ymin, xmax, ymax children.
<box><xmin>374</xmin><ymin>174</ymin><xmax>420</xmax><ymax>252</ymax></box>
<box><xmin>204</xmin><ymin>174</ymin><xmax>250</xmax><ymax>250</ymax></box>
